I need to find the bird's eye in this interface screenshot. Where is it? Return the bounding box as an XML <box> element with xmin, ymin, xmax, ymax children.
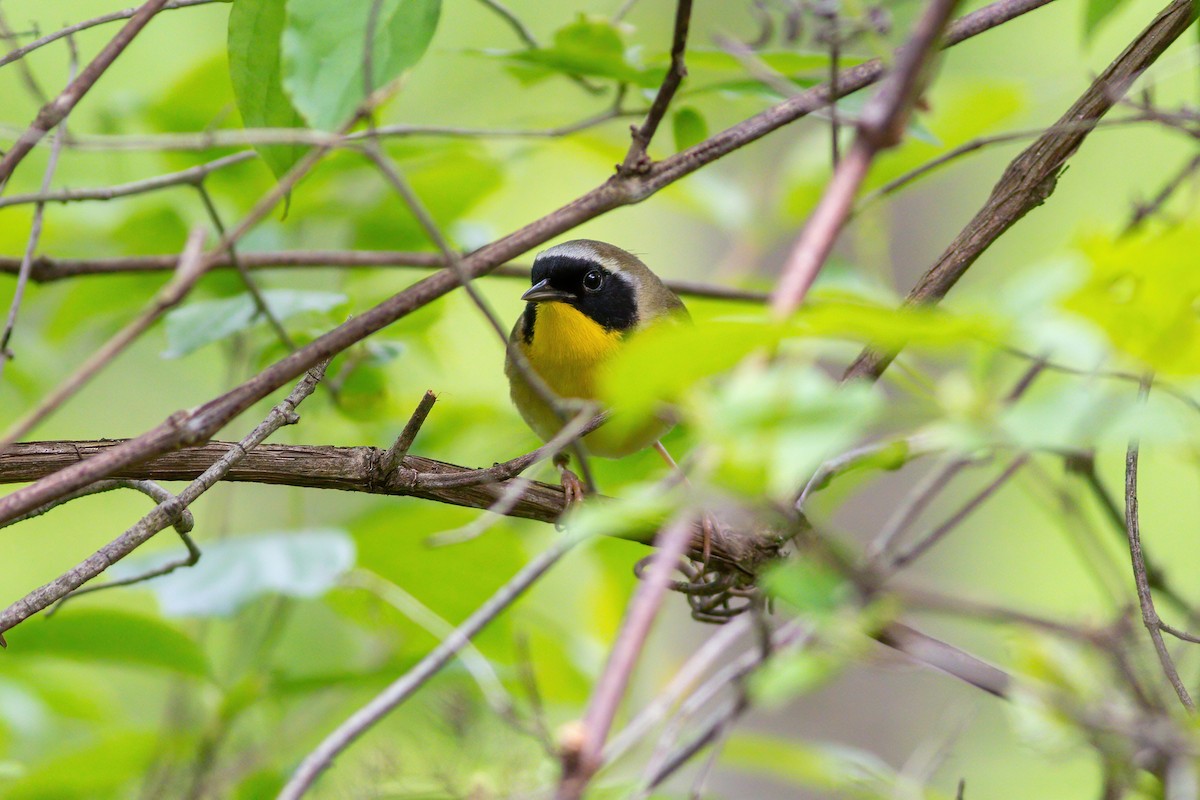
<box><xmin>582</xmin><ymin>270</ymin><xmax>605</xmax><ymax>292</ymax></box>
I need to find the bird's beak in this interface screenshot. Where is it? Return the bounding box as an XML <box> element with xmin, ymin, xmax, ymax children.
<box><xmin>521</xmin><ymin>278</ymin><xmax>574</xmax><ymax>303</ymax></box>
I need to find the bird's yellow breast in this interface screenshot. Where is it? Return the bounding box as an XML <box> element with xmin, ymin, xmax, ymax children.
<box><xmin>519</xmin><ymin>301</ymin><xmax>624</xmax><ymax>400</ymax></box>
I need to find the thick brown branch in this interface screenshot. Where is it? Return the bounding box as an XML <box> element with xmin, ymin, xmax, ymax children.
<box><xmin>843</xmin><ymin>0</ymin><xmax>1198</xmax><ymax>381</ymax></box>
<box><xmin>0</xmin><ymin>440</ymin><xmax>776</xmax><ymax>574</ymax></box>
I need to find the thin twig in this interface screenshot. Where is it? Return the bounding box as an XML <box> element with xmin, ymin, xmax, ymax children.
<box><xmin>887</xmin><ymin>453</ymin><xmax>1030</xmax><ymax>571</ymax></box>
<box><xmin>0</xmin><ymin>250</ymin><xmax>770</xmax><ymax>302</ymax></box>
<box><xmin>843</xmin><ymin>0</ymin><xmax>1198</xmax><ymax>380</ymax></box>
<box><xmin>0</xmin><ymin>0</ymin><xmax>216</xmax><ymax>70</ymax></box>
<box><xmin>0</xmin><ymin>0</ymin><xmax>171</xmax><ymax>191</ymax></box>
<box><xmin>276</xmin><ymin>532</ymin><xmax>585</xmax><ymax>800</ymax></box>
<box><xmin>1125</xmin><ymin>381</ymin><xmax>1197</xmax><ymax>711</ymax></box>
<box><xmin>1125</xmin><ymin>152</ymin><xmax>1200</xmax><ymax>233</ymax></box>
<box><xmin>618</xmin><ymin>0</ymin><xmax>693</xmax><ymax>175</ymax></box>
<box><xmin>0</xmin><ymin>106</ymin><xmax>641</xmax><ymax>152</ymax></box>
<box><xmin>382</xmin><ymin>390</ymin><xmax>438</xmax><ymax>474</ymax></box>
<box><xmin>0</xmin><ymin>151</ymin><xmax>256</xmax><ymax>209</ymax></box>
<box><xmin>195</xmin><ymin>183</ymin><xmax>296</xmax><ymax>351</ymax></box>
<box><xmin>0</xmin><ymin>55</ymin><xmax>70</xmax><ymax>379</ymax></box>
<box><xmin>555</xmin><ymin>515</ymin><xmax>699</xmax><ymax>799</ymax></box>
<box><xmin>0</xmin><ymin>9</ymin><xmax>48</xmax><ymax>103</ymax></box>
<box><xmin>0</xmin><ymin>361</ymin><xmax>327</xmax><ymax>643</ymax></box>
<box><xmin>0</xmin><ymin>478</ymin><xmax>193</xmax><ymax>534</ymax></box>
<box><xmin>475</xmin><ymin>0</ymin><xmax>538</xmax><ymax>48</ymax></box>
<box><xmin>854</xmin><ymin>114</ymin><xmax>1175</xmax><ymax>212</ymax></box>
<box><xmin>770</xmin><ymin>0</ymin><xmax>962</xmax><ymax>317</ymax></box>
<box><xmin>0</xmin><ymin>227</ymin><xmax>209</xmax><ymax>450</ymax></box>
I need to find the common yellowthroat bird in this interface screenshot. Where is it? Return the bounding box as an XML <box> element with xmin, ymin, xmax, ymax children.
<box><xmin>505</xmin><ymin>239</ymin><xmax>689</xmax><ymax>499</ymax></box>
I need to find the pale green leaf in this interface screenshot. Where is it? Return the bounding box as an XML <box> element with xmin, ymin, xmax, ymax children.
<box><xmin>109</xmin><ymin>530</ymin><xmax>356</xmax><ymax>617</ymax></box>
<box><xmin>282</xmin><ymin>0</ymin><xmax>442</xmax><ymax>130</ymax></box>
<box><xmin>1062</xmin><ymin>225</ymin><xmax>1200</xmax><ymax>375</ymax></box>
<box><xmin>162</xmin><ymin>289</ymin><xmax>346</xmax><ymax>358</ymax></box>
<box><xmin>482</xmin><ymin>15</ymin><xmax>661</xmax><ymax>87</ymax></box>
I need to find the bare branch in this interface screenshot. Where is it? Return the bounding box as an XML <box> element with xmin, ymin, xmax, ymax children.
<box><xmin>382</xmin><ymin>390</ymin><xmax>439</xmax><ymax>474</ymax></box>
<box><xmin>0</xmin><ymin>227</ymin><xmax>209</xmax><ymax>450</ymax></box>
<box><xmin>0</xmin><ymin>0</ymin><xmax>171</xmax><ymax>191</ymax></box>
<box><xmin>0</xmin><ymin>437</ymin><xmax>775</xmax><ymax>574</ymax></box>
<box><xmin>277</xmin><ymin>533</ymin><xmax>584</xmax><ymax>800</ymax></box>
<box><xmin>0</xmin><ymin>151</ymin><xmax>256</xmax><ymax>209</ymax></box>
<box><xmin>0</xmin><ymin>105</ymin><xmax>640</xmax><ymax>152</ymax></box>
<box><xmin>0</xmin><ymin>0</ymin><xmax>216</xmax><ymax>70</ymax></box>
<box><xmin>556</xmin><ymin>515</ymin><xmax>699</xmax><ymax>799</ymax></box>
<box><xmin>619</xmin><ymin>0</ymin><xmax>693</xmax><ymax>175</ymax></box>
<box><xmin>0</xmin><ymin>62</ymin><xmax>70</xmax><ymax>378</ymax></box>
<box><xmin>0</xmin><ymin>250</ymin><xmax>770</xmax><ymax>302</ymax></box>
<box><xmin>843</xmin><ymin>0</ymin><xmax>1198</xmax><ymax>381</ymax></box>
<box><xmin>0</xmin><ymin>362</ymin><xmax>328</xmax><ymax>642</ymax></box>
<box><xmin>770</xmin><ymin>0</ymin><xmax>962</xmax><ymax>317</ymax></box>
<box><xmin>1125</xmin><ymin>387</ymin><xmax>1197</xmax><ymax>712</ymax></box>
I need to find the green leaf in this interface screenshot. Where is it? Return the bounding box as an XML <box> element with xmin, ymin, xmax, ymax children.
<box><xmin>282</xmin><ymin>0</ymin><xmax>442</xmax><ymax>130</ymax></box>
<box><xmin>1061</xmin><ymin>225</ymin><xmax>1200</xmax><ymax>375</ymax></box>
<box><xmin>6</xmin><ymin>609</ymin><xmax>208</xmax><ymax>676</ymax></box>
<box><xmin>4</xmin><ymin>731</ymin><xmax>157</xmax><ymax>800</ymax></box>
<box><xmin>695</xmin><ymin>365</ymin><xmax>881</xmax><ymax>497</ymax></box>
<box><xmin>162</xmin><ymin>289</ymin><xmax>346</xmax><ymax>358</ymax></box>
<box><xmin>1083</xmin><ymin>0</ymin><xmax>1128</xmax><ymax>38</ymax></box>
<box><xmin>108</xmin><ymin>530</ymin><xmax>356</xmax><ymax>617</ymax></box>
<box><xmin>483</xmin><ymin>15</ymin><xmax>662</xmax><ymax>88</ymax></box>
<box><xmin>761</xmin><ymin>560</ymin><xmax>850</xmax><ymax>616</ymax></box>
<box><xmin>228</xmin><ymin>0</ymin><xmax>309</xmax><ymax>178</ymax></box>
<box><xmin>671</xmin><ymin>106</ymin><xmax>707</xmax><ymax>152</ymax></box>
<box><xmin>722</xmin><ymin>733</ymin><xmax>938</xmax><ymax>799</ymax></box>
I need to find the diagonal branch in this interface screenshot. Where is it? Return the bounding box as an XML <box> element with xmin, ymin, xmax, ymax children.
<box><xmin>843</xmin><ymin>0</ymin><xmax>1199</xmax><ymax>381</ymax></box>
<box><xmin>0</xmin><ymin>364</ymin><xmax>328</xmax><ymax>641</ymax></box>
<box><xmin>277</xmin><ymin>532</ymin><xmax>585</xmax><ymax>800</ymax></box>
<box><xmin>769</xmin><ymin>0</ymin><xmax>962</xmax><ymax>317</ymax></box>
<box><xmin>618</xmin><ymin>0</ymin><xmax>693</xmax><ymax>174</ymax></box>
<box><xmin>0</xmin><ymin>0</ymin><xmax>171</xmax><ymax>191</ymax></box>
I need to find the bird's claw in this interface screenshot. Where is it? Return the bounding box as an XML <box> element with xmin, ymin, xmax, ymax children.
<box><xmin>559</xmin><ymin>466</ymin><xmax>586</xmax><ymax>507</ymax></box>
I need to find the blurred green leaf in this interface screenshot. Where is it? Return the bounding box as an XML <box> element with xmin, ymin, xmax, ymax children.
<box><xmin>695</xmin><ymin>365</ymin><xmax>880</xmax><ymax>497</ymax></box>
<box><xmin>1062</xmin><ymin>225</ymin><xmax>1200</xmax><ymax>375</ymax></box>
<box><xmin>601</xmin><ymin>301</ymin><xmax>996</xmax><ymax>433</ymax></box>
<box><xmin>1083</xmin><ymin>0</ymin><xmax>1129</xmax><ymax>38</ymax></box>
<box><xmin>228</xmin><ymin>0</ymin><xmax>310</xmax><ymax>178</ymax></box>
<box><xmin>671</xmin><ymin>106</ymin><xmax>707</xmax><ymax>152</ymax></box>
<box><xmin>282</xmin><ymin>0</ymin><xmax>442</xmax><ymax>130</ymax></box>
<box><xmin>162</xmin><ymin>289</ymin><xmax>346</xmax><ymax>358</ymax></box>
<box><xmin>484</xmin><ymin>15</ymin><xmax>662</xmax><ymax>87</ymax></box>
<box><xmin>351</xmin><ymin>504</ymin><xmax>526</xmax><ymax>622</ymax></box>
<box><xmin>4</xmin><ymin>730</ymin><xmax>156</xmax><ymax>800</ymax></box>
<box><xmin>723</xmin><ymin>733</ymin><xmax>941</xmax><ymax>799</ymax></box>
<box><xmin>761</xmin><ymin>559</ymin><xmax>850</xmax><ymax>616</ymax></box>
<box><xmin>8</xmin><ymin>609</ymin><xmax>208</xmax><ymax>676</ymax></box>
<box><xmin>109</xmin><ymin>530</ymin><xmax>356</xmax><ymax>617</ymax></box>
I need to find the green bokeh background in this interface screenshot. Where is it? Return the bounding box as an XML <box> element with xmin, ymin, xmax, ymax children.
<box><xmin>1</xmin><ymin>0</ymin><xmax>1198</xmax><ymax>797</ymax></box>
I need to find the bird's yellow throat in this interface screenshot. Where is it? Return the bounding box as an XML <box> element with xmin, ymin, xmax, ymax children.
<box><xmin>520</xmin><ymin>301</ymin><xmax>623</xmax><ymax>400</ymax></box>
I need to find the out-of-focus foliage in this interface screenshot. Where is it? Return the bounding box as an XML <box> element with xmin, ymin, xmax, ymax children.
<box><xmin>0</xmin><ymin>0</ymin><xmax>1198</xmax><ymax>798</ymax></box>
